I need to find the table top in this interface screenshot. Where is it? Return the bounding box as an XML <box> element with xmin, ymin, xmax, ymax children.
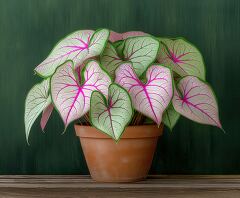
<box><xmin>0</xmin><ymin>175</ymin><xmax>240</xmax><ymax>198</ymax></box>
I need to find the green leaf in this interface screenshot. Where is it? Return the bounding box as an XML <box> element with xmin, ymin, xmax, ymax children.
<box><xmin>113</xmin><ymin>40</ymin><xmax>125</xmax><ymax>57</ymax></box>
<box><xmin>24</xmin><ymin>79</ymin><xmax>51</xmax><ymax>143</ymax></box>
<box><xmin>100</xmin><ymin>42</ymin><xmax>122</xmax><ymax>78</ymax></box>
<box><xmin>100</xmin><ymin>36</ymin><xmax>160</xmax><ymax>78</ymax></box>
<box><xmin>157</xmin><ymin>38</ymin><xmax>206</xmax><ymax>80</ymax></box>
<box><xmin>143</xmin><ymin>117</ymin><xmax>154</xmax><ymax>124</ymax></box>
<box><xmin>90</xmin><ymin>83</ymin><xmax>133</xmax><ymax>141</ymax></box>
<box><xmin>123</xmin><ymin>36</ymin><xmax>160</xmax><ymax>76</ymax></box>
<box><xmin>162</xmin><ymin>103</ymin><xmax>180</xmax><ymax>131</ymax></box>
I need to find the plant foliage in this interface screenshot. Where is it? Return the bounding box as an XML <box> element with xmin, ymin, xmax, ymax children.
<box><xmin>24</xmin><ymin>29</ymin><xmax>223</xmax><ymax>142</ymax></box>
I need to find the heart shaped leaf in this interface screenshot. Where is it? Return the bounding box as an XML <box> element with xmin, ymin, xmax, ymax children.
<box><xmin>90</xmin><ymin>83</ymin><xmax>133</xmax><ymax>141</ymax></box>
<box><xmin>25</xmin><ymin>79</ymin><xmax>51</xmax><ymax>143</ymax></box>
<box><xmin>35</xmin><ymin>29</ymin><xmax>109</xmax><ymax>77</ymax></box>
<box><xmin>40</xmin><ymin>104</ymin><xmax>54</xmax><ymax>132</ymax></box>
<box><xmin>162</xmin><ymin>103</ymin><xmax>180</xmax><ymax>131</ymax></box>
<box><xmin>86</xmin><ymin>29</ymin><xmax>110</xmax><ymax>58</ymax></box>
<box><xmin>109</xmin><ymin>31</ymin><xmax>147</xmax><ymax>42</ymax></box>
<box><xmin>101</xmin><ymin>36</ymin><xmax>159</xmax><ymax>77</ymax></box>
<box><xmin>100</xmin><ymin>42</ymin><xmax>122</xmax><ymax>78</ymax></box>
<box><xmin>115</xmin><ymin>62</ymin><xmax>173</xmax><ymax>125</ymax></box>
<box><xmin>172</xmin><ymin>76</ymin><xmax>222</xmax><ymax>128</ymax></box>
<box><xmin>157</xmin><ymin>38</ymin><xmax>206</xmax><ymax>80</ymax></box>
<box><xmin>51</xmin><ymin>60</ymin><xmax>111</xmax><ymax>129</ymax></box>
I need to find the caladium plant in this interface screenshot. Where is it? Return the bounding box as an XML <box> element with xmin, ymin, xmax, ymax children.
<box><xmin>24</xmin><ymin>28</ymin><xmax>223</xmax><ymax>143</ymax></box>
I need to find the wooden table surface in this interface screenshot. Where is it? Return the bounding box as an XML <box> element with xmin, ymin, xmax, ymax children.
<box><xmin>0</xmin><ymin>175</ymin><xmax>239</xmax><ymax>198</ymax></box>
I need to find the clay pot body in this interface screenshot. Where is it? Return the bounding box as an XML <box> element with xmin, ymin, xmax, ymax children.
<box><xmin>75</xmin><ymin>125</ymin><xmax>163</xmax><ymax>182</ymax></box>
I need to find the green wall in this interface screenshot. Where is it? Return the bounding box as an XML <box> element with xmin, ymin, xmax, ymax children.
<box><xmin>0</xmin><ymin>0</ymin><xmax>239</xmax><ymax>174</ymax></box>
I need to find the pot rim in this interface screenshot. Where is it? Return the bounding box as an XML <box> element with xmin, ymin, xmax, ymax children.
<box><xmin>74</xmin><ymin>124</ymin><xmax>163</xmax><ymax>139</ymax></box>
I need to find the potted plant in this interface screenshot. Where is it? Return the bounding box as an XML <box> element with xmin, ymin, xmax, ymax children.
<box><xmin>24</xmin><ymin>28</ymin><xmax>223</xmax><ymax>182</ymax></box>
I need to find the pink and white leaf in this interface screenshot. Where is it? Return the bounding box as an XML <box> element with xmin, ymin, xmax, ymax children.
<box><xmin>24</xmin><ymin>79</ymin><xmax>51</xmax><ymax>143</ymax></box>
<box><xmin>90</xmin><ymin>84</ymin><xmax>133</xmax><ymax>141</ymax></box>
<box><xmin>109</xmin><ymin>31</ymin><xmax>147</xmax><ymax>42</ymax></box>
<box><xmin>115</xmin><ymin>63</ymin><xmax>173</xmax><ymax>125</ymax></box>
<box><xmin>122</xmin><ymin>31</ymin><xmax>147</xmax><ymax>40</ymax></box>
<box><xmin>157</xmin><ymin>38</ymin><xmax>206</xmax><ymax>80</ymax></box>
<box><xmin>35</xmin><ymin>29</ymin><xmax>109</xmax><ymax>77</ymax></box>
<box><xmin>172</xmin><ymin>76</ymin><xmax>222</xmax><ymax>128</ymax></box>
<box><xmin>109</xmin><ymin>31</ymin><xmax>122</xmax><ymax>43</ymax></box>
<box><xmin>40</xmin><ymin>104</ymin><xmax>54</xmax><ymax>132</ymax></box>
<box><xmin>51</xmin><ymin>60</ymin><xmax>111</xmax><ymax>129</ymax></box>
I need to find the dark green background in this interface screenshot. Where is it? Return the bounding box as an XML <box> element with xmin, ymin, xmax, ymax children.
<box><xmin>0</xmin><ymin>0</ymin><xmax>239</xmax><ymax>174</ymax></box>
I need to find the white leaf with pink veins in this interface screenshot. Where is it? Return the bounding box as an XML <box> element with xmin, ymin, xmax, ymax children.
<box><xmin>35</xmin><ymin>29</ymin><xmax>109</xmax><ymax>77</ymax></box>
<box><xmin>172</xmin><ymin>76</ymin><xmax>222</xmax><ymax>128</ymax></box>
<box><xmin>51</xmin><ymin>60</ymin><xmax>111</xmax><ymax>129</ymax></box>
<box><xmin>157</xmin><ymin>38</ymin><xmax>206</xmax><ymax>80</ymax></box>
<box><xmin>115</xmin><ymin>62</ymin><xmax>173</xmax><ymax>125</ymax></box>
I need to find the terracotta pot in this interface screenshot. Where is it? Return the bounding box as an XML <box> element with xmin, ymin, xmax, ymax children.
<box><xmin>75</xmin><ymin>124</ymin><xmax>163</xmax><ymax>183</ymax></box>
